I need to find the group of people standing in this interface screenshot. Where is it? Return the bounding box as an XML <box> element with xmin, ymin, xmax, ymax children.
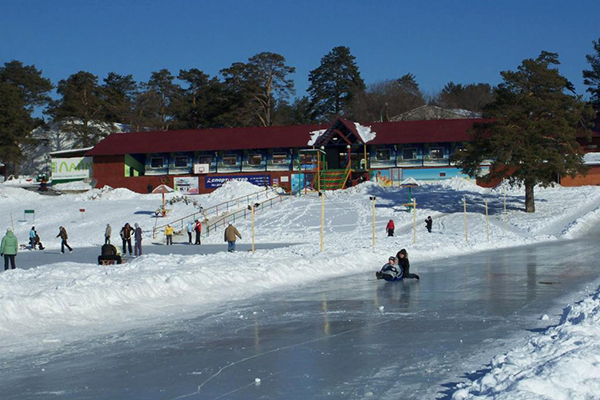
<box><xmin>105</xmin><ymin>223</ymin><xmax>143</xmax><ymax>256</ymax></box>
<box><xmin>385</xmin><ymin>216</ymin><xmax>434</xmax><ymax>237</ymax></box>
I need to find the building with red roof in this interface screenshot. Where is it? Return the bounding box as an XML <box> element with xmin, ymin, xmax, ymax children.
<box><xmin>87</xmin><ymin>117</ymin><xmax>600</xmax><ymax>193</ymax></box>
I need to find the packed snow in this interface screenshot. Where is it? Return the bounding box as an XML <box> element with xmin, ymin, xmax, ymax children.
<box><xmin>1</xmin><ymin>177</ymin><xmax>600</xmax><ymax>399</ymax></box>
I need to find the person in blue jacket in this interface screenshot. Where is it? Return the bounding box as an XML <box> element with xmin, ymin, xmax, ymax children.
<box><xmin>376</xmin><ymin>256</ymin><xmax>402</xmax><ymax>281</ymax></box>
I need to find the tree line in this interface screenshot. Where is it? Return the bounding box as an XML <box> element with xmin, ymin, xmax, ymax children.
<box><xmin>1</xmin><ymin>41</ymin><xmax>600</xmax><ymax>177</ymax></box>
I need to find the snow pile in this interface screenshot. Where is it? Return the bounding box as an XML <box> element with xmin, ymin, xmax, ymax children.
<box><xmin>435</xmin><ymin>177</ymin><xmax>487</xmax><ymax>194</ymax></box>
<box><xmin>0</xmin><ymin>186</ymin><xmax>41</xmax><ymax>201</ymax></box>
<box><xmin>205</xmin><ymin>180</ymin><xmax>269</xmax><ymax>202</ymax></box>
<box><xmin>78</xmin><ymin>186</ymin><xmax>141</xmax><ymax>201</ymax></box>
<box><xmin>354</xmin><ymin>122</ymin><xmax>376</xmax><ymax>142</ymax></box>
<box><xmin>452</xmin><ymin>289</ymin><xmax>600</xmax><ymax>399</ymax></box>
<box><xmin>53</xmin><ymin>181</ymin><xmax>93</xmax><ymax>191</ymax></box>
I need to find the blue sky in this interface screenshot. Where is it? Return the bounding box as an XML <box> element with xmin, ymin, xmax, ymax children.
<box><xmin>1</xmin><ymin>0</ymin><xmax>599</xmax><ymax>102</ymax></box>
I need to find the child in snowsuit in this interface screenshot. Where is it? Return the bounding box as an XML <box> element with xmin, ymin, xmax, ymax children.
<box><xmin>386</xmin><ymin>219</ymin><xmax>395</xmax><ymax>237</ymax></box>
<box><xmin>376</xmin><ymin>256</ymin><xmax>402</xmax><ymax>281</ymax></box>
<box><xmin>425</xmin><ymin>216</ymin><xmax>432</xmax><ymax>233</ymax></box>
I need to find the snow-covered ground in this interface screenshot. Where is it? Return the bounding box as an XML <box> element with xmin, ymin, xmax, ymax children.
<box><xmin>1</xmin><ymin>178</ymin><xmax>600</xmax><ymax>399</ymax></box>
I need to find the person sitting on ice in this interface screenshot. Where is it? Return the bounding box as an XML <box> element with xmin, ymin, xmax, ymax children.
<box><xmin>396</xmin><ymin>249</ymin><xmax>419</xmax><ymax>280</ymax></box>
<box><xmin>98</xmin><ymin>243</ymin><xmax>122</xmax><ymax>265</ymax></box>
<box><xmin>376</xmin><ymin>256</ymin><xmax>402</xmax><ymax>281</ymax></box>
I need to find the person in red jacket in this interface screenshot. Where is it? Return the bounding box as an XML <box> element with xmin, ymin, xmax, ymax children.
<box><xmin>194</xmin><ymin>219</ymin><xmax>202</xmax><ymax>245</ymax></box>
<box><xmin>386</xmin><ymin>219</ymin><xmax>395</xmax><ymax>237</ymax></box>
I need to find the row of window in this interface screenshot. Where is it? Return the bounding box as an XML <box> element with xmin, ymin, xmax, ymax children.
<box><xmin>148</xmin><ymin>147</ymin><xmax>460</xmax><ymax>169</ymax></box>
<box><xmin>150</xmin><ymin>153</ymin><xmax>291</xmax><ymax>169</ymax></box>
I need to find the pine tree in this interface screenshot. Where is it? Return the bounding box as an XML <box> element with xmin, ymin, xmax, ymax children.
<box><xmin>583</xmin><ymin>37</ymin><xmax>600</xmax><ymax>111</ymax></box>
<box><xmin>0</xmin><ymin>60</ymin><xmax>53</xmax><ymax>112</ymax></box>
<box><xmin>437</xmin><ymin>82</ymin><xmax>495</xmax><ymax>113</ymax></box>
<box><xmin>103</xmin><ymin>72</ymin><xmax>138</xmax><ymax>126</ymax></box>
<box><xmin>0</xmin><ymin>82</ymin><xmax>33</xmax><ymax>176</ymax></box>
<box><xmin>308</xmin><ymin>46</ymin><xmax>365</xmax><ymax>122</ymax></box>
<box><xmin>144</xmin><ymin>69</ymin><xmax>184</xmax><ymax>130</ymax></box>
<box><xmin>453</xmin><ymin>52</ymin><xmax>595</xmax><ymax>212</ymax></box>
<box><xmin>49</xmin><ymin>71</ymin><xmax>111</xmax><ymax>147</ymax></box>
<box><xmin>350</xmin><ymin>73</ymin><xmax>425</xmax><ymax>122</ymax></box>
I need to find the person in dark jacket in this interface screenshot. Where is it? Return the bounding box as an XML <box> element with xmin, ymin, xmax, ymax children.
<box><xmin>425</xmin><ymin>216</ymin><xmax>433</xmax><ymax>233</ymax></box>
<box><xmin>1</xmin><ymin>227</ymin><xmax>18</xmax><ymax>270</ymax></box>
<box><xmin>386</xmin><ymin>219</ymin><xmax>395</xmax><ymax>237</ymax></box>
<box><xmin>134</xmin><ymin>223</ymin><xmax>143</xmax><ymax>256</ymax></box>
<box><xmin>57</xmin><ymin>226</ymin><xmax>73</xmax><ymax>254</ymax></box>
<box><xmin>194</xmin><ymin>219</ymin><xmax>202</xmax><ymax>245</ymax></box>
<box><xmin>33</xmin><ymin>229</ymin><xmax>44</xmax><ymax>250</ymax></box>
<box><xmin>396</xmin><ymin>249</ymin><xmax>419</xmax><ymax>280</ymax></box>
<box><xmin>98</xmin><ymin>243</ymin><xmax>122</xmax><ymax>265</ymax></box>
<box><xmin>120</xmin><ymin>223</ymin><xmax>133</xmax><ymax>256</ymax></box>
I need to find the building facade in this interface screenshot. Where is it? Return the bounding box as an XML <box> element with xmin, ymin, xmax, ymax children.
<box><xmin>86</xmin><ymin>118</ymin><xmax>600</xmax><ymax>193</ymax></box>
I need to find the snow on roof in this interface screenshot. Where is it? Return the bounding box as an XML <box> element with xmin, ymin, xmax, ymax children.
<box><xmin>353</xmin><ymin>123</ymin><xmax>376</xmax><ymax>143</ymax></box>
<box><xmin>50</xmin><ymin>147</ymin><xmax>94</xmax><ymax>157</ymax></box>
<box><xmin>400</xmin><ymin>177</ymin><xmax>421</xmax><ymax>187</ymax></box>
<box><xmin>307</xmin><ymin>129</ymin><xmax>327</xmax><ymax>146</ymax></box>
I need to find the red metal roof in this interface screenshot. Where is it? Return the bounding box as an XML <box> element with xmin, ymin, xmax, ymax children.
<box><xmin>87</xmin><ymin>119</ymin><xmax>487</xmax><ymax>156</ymax></box>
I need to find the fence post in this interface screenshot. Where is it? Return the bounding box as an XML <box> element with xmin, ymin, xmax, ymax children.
<box><xmin>463</xmin><ymin>197</ymin><xmax>468</xmax><ymax>243</ymax></box>
<box><xmin>485</xmin><ymin>199</ymin><xmax>489</xmax><ymax>242</ymax></box>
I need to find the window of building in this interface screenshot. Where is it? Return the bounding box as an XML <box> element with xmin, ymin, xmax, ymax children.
<box><xmin>222</xmin><ymin>154</ymin><xmax>238</xmax><ymax>166</ymax></box>
<box><xmin>301</xmin><ymin>154</ymin><xmax>317</xmax><ymax>164</ymax></box>
<box><xmin>402</xmin><ymin>148</ymin><xmax>417</xmax><ymax>160</ymax></box>
<box><xmin>429</xmin><ymin>147</ymin><xmax>444</xmax><ymax>159</ymax></box>
<box><xmin>248</xmin><ymin>154</ymin><xmax>263</xmax><ymax>165</ymax></box>
<box><xmin>174</xmin><ymin>156</ymin><xmax>188</xmax><ymax>167</ymax></box>
<box><xmin>198</xmin><ymin>155</ymin><xmax>212</xmax><ymax>165</ymax></box>
<box><xmin>150</xmin><ymin>157</ymin><xmax>164</xmax><ymax>168</ymax></box>
<box><xmin>376</xmin><ymin>149</ymin><xmax>391</xmax><ymax>161</ymax></box>
<box><xmin>272</xmin><ymin>152</ymin><xmax>288</xmax><ymax>164</ymax></box>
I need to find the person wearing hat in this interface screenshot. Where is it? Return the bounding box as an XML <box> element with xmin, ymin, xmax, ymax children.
<box><xmin>1</xmin><ymin>227</ymin><xmax>18</xmax><ymax>270</ymax></box>
<box><xmin>376</xmin><ymin>256</ymin><xmax>401</xmax><ymax>281</ymax></box>
<box><xmin>57</xmin><ymin>226</ymin><xmax>73</xmax><ymax>254</ymax></box>
<box><xmin>134</xmin><ymin>223</ymin><xmax>143</xmax><ymax>256</ymax></box>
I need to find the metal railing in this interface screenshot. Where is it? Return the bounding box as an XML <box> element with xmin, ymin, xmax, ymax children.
<box><xmin>153</xmin><ymin>187</ymin><xmax>279</xmax><ymax>238</ymax></box>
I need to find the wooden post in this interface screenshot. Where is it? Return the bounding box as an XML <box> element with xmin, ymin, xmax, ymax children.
<box><xmin>503</xmin><ymin>185</ymin><xmax>507</xmax><ymax>237</ymax></box>
<box><xmin>413</xmin><ymin>197</ymin><xmax>417</xmax><ymax>245</ymax></box>
<box><xmin>371</xmin><ymin>196</ymin><xmax>376</xmax><ymax>248</ymax></box>
<box><xmin>320</xmin><ymin>192</ymin><xmax>325</xmax><ymax>252</ymax></box>
<box><xmin>317</xmin><ymin>151</ymin><xmax>321</xmax><ymax>192</ymax></box>
<box><xmin>485</xmin><ymin>199</ymin><xmax>489</xmax><ymax>242</ymax></box>
<box><xmin>251</xmin><ymin>204</ymin><xmax>255</xmax><ymax>254</ymax></box>
<box><xmin>463</xmin><ymin>197</ymin><xmax>468</xmax><ymax>243</ymax></box>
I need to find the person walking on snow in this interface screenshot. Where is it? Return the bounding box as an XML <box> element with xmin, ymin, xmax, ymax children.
<box><xmin>396</xmin><ymin>249</ymin><xmax>419</xmax><ymax>280</ymax></box>
<box><xmin>386</xmin><ymin>219</ymin><xmax>395</xmax><ymax>237</ymax></box>
<box><xmin>105</xmin><ymin>223</ymin><xmax>112</xmax><ymax>244</ymax></box>
<box><xmin>134</xmin><ymin>223</ymin><xmax>143</xmax><ymax>256</ymax></box>
<box><xmin>1</xmin><ymin>227</ymin><xmax>18</xmax><ymax>270</ymax></box>
<box><xmin>165</xmin><ymin>224</ymin><xmax>174</xmax><ymax>245</ymax></box>
<box><xmin>224</xmin><ymin>223</ymin><xmax>241</xmax><ymax>252</ymax></box>
<box><xmin>194</xmin><ymin>219</ymin><xmax>202</xmax><ymax>245</ymax></box>
<box><xmin>187</xmin><ymin>221</ymin><xmax>194</xmax><ymax>244</ymax></box>
<box><xmin>425</xmin><ymin>216</ymin><xmax>432</xmax><ymax>233</ymax></box>
<box><xmin>120</xmin><ymin>223</ymin><xmax>133</xmax><ymax>256</ymax></box>
<box><xmin>29</xmin><ymin>226</ymin><xmax>36</xmax><ymax>248</ymax></box>
<box><xmin>57</xmin><ymin>226</ymin><xmax>73</xmax><ymax>254</ymax></box>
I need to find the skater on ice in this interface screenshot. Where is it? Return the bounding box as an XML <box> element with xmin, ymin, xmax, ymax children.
<box><xmin>120</xmin><ymin>223</ymin><xmax>133</xmax><ymax>255</ymax></box>
<box><xmin>57</xmin><ymin>226</ymin><xmax>73</xmax><ymax>254</ymax></box>
<box><xmin>425</xmin><ymin>216</ymin><xmax>432</xmax><ymax>233</ymax></box>
<box><xmin>1</xmin><ymin>227</ymin><xmax>18</xmax><ymax>270</ymax></box>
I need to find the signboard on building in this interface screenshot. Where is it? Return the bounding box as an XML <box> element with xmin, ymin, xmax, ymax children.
<box><xmin>174</xmin><ymin>176</ymin><xmax>200</xmax><ymax>194</ymax></box>
<box><xmin>51</xmin><ymin>157</ymin><xmax>93</xmax><ymax>182</ymax></box>
<box><xmin>205</xmin><ymin>174</ymin><xmax>271</xmax><ymax>189</ymax></box>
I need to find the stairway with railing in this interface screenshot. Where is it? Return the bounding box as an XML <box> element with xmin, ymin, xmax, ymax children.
<box><xmin>152</xmin><ymin>187</ymin><xmax>282</xmax><ymax>240</ymax></box>
<box><xmin>319</xmin><ymin>162</ymin><xmax>353</xmax><ymax>191</ymax></box>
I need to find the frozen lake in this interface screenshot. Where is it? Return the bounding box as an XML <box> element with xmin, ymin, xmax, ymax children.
<box><xmin>2</xmin><ymin>234</ymin><xmax>600</xmax><ymax>399</ymax></box>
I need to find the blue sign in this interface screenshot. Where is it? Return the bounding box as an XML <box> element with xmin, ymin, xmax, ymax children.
<box><xmin>205</xmin><ymin>175</ymin><xmax>271</xmax><ymax>189</ymax></box>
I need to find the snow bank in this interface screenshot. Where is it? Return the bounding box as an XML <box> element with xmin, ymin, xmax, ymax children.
<box><xmin>452</xmin><ymin>287</ymin><xmax>600</xmax><ymax>399</ymax></box>
<box><xmin>205</xmin><ymin>180</ymin><xmax>269</xmax><ymax>202</ymax></box>
<box><xmin>53</xmin><ymin>181</ymin><xmax>93</xmax><ymax>191</ymax></box>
